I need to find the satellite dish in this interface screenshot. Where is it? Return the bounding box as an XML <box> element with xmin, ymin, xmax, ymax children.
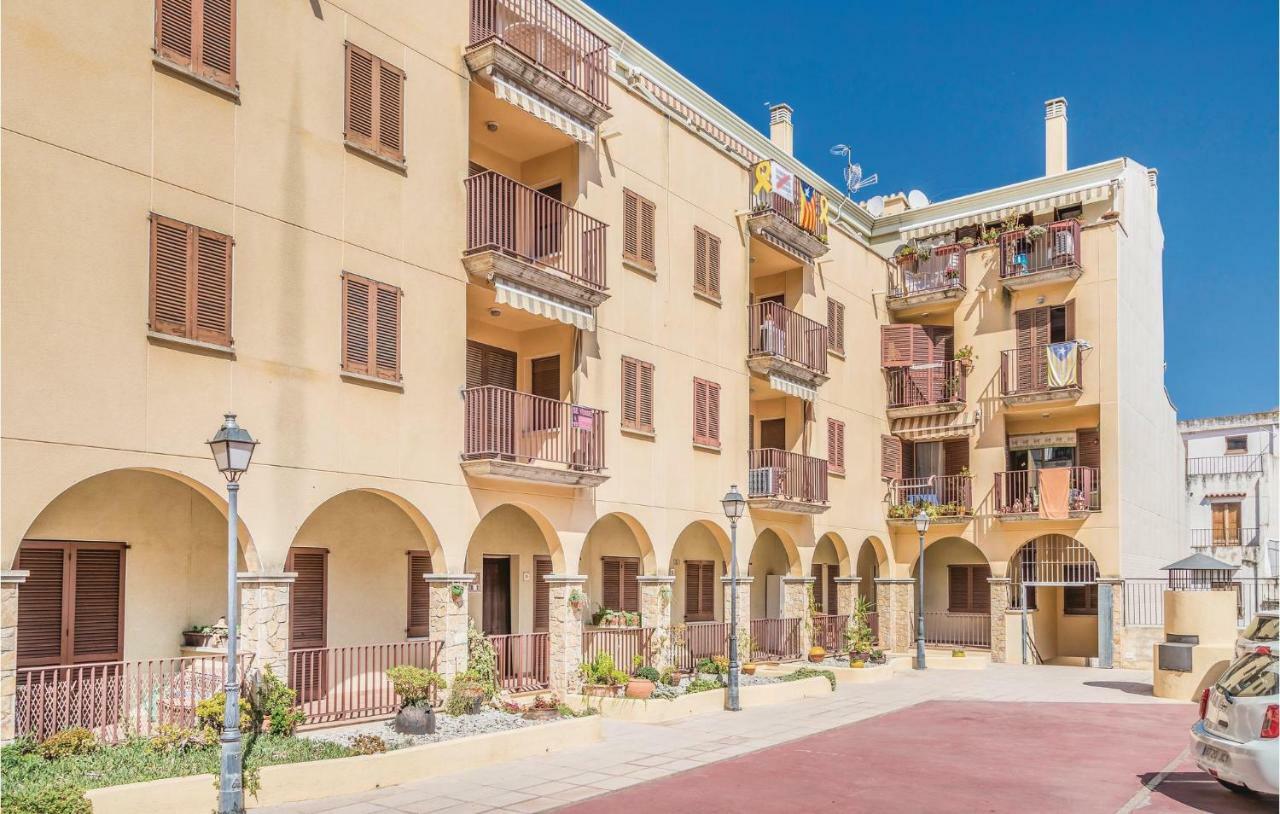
<box><xmin>907</xmin><ymin>189</ymin><xmax>930</xmax><ymax>209</ymax></box>
<box><xmin>866</xmin><ymin>195</ymin><xmax>885</xmax><ymax>217</ymax></box>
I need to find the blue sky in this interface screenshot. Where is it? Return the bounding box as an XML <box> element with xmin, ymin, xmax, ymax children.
<box><xmin>590</xmin><ymin>0</ymin><xmax>1278</xmax><ymax>419</ymax></box>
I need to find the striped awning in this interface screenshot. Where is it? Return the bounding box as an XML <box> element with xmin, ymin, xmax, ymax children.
<box><xmin>891</xmin><ymin>412</ymin><xmax>977</xmax><ymax>440</ymax></box>
<box><xmin>768</xmin><ymin>373</ymin><xmax>817</xmax><ymax>402</ymax></box>
<box><xmin>493</xmin><ymin>73</ymin><xmax>595</xmax><ymax>146</ymax></box>
<box><xmin>495</xmin><ymin>279</ymin><xmax>594</xmax><ymax>331</ymax></box>
<box><xmin>901</xmin><ymin>183</ymin><xmax>1114</xmax><ymax>241</ymax></box>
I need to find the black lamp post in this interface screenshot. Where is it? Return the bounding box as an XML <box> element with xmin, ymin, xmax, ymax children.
<box><xmin>207</xmin><ymin>414</ymin><xmax>258</xmax><ymax>814</ymax></box>
<box><xmin>914</xmin><ymin>509</ymin><xmax>930</xmax><ymax>670</ymax></box>
<box><xmin>721</xmin><ymin>484</ymin><xmax>746</xmax><ymax>711</ymax></box>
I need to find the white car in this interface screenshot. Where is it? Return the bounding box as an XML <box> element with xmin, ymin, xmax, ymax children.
<box><xmin>1236</xmin><ymin>610</ymin><xmax>1278</xmax><ymax>660</ymax></box>
<box><xmin>1190</xmin><ymin>649</ymin><xmax>1278</xmax><ymax>795</ymax></box>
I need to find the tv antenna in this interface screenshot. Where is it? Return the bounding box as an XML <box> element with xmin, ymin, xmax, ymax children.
<box><xmin>829</xmin><ymin>144</ymin><xmax>878</xmax><ymax>220</ymax></box>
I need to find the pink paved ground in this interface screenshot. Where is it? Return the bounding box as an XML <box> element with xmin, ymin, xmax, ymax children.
<box><xmin>564</xmin><ymin>701</ymin><xmax>1274</xmax><ymax>814</ymax></box>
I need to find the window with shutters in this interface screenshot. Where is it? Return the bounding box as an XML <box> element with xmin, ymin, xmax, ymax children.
<box><xmin>622</xmin><ymin>189</ymin><xmax>656</xmax><ymax>272</ymax></box>
<box><xmin>826</xmin><ymin>298</ymin><xmax>845</xmax><ymax>355</ymax></box>
<box><xmin>692</xmin><ymin>378</ymin><xmax>721</xmax><ymax>448</ymax></box>
<box><xmin>811</xmin><ymin>564</ymin><xmax>825</xmax><ymax>611</ymax></box>
<box><xmin>154</xmin><ymin>0</ymin><xmax>238</xmax><ymax>93</ymax></box>
<box><xmin>881</xmin><ymin>434</ymin><xmax>908</xmax><ymax>481</ymax></box>
<box><xmin>344</xmin><ymin>42</ymin><xmax>406</xmax><ymax>166</ymax></box>
<box><xmin>466</xmin><ymin>340</ymin><xmax>517</xmax><ymax>390</ymax></box>
<box><xmin>341</xmin><ymin>272</ymin><xmax>401</xmax><ymax>382</ymax></box>
<box><xmin>693</xmin><ymin>227</ymin><xmax>721</xmax><ymax>300</ymax></box>
<box><xmin>827</xmin><ymin>419</ymin><xmax>845</xmax><ymax>475</ymax></box>
<box><xmin>15</xmin><ymin>542</ymin><xmax>125</xmax><ymax>668</ymax></box>
<box><xmin>621</xmin><ymin>356</ymin><xmax>655</xmax><ymax>433</ymax></box>
<box><xmin>947</xmin><ymin>564</ymin><xmax>991</xmax><ymax>613</ymax></box>
<box><xmin>684</xmin><ymin>560</ymin><xmax>715</xmax><ymax>622</ymax></box>
<box><xmin>533</xmin><ymin>556</ymin><xmax>552</xmax><ymax>633</ymax></box>
<box><xmin>600</xmin><ymin>556</ymin><xmax>641</xmax><ymax>613</ymax></box>
<box><xmin>149</xmin><ymin>214</ymin><xmax>233</xmax><ymax>348</ymax></box>
<box><xmin>406</xmin><ymin>551</ymin><xmax>433</xmax><ymax>637</ymax></box>
<box><xmin>287</xmin><ymin>548</ymin><xmax>328</xmax><ymax>650</ymax></box>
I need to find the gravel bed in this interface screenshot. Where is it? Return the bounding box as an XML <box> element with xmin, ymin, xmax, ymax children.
<box><xmin>299</xmin><ymin>707</ymin><xmax>544</xmax><ymax>750</ymax></box>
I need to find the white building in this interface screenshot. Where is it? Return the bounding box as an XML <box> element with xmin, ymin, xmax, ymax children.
<box><xmin>1180</xmin><ymin>410</ymin><xmax>1279</xmax><ymax>577</ymax></box>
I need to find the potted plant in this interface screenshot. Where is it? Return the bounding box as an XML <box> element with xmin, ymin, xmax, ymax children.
<box><xmin>386</xmin><ymin>665</ymin><xmax>446</xmax><ymax>734</ymax></box>
<box><xmin>450</xmin><ymin>670</ymin><xmax>489</xmax><ymax>714</ymax></box>
<box><xmin>740</xmin><ymin>633</ymin><xmax>758</xmax><ymax>675</ymax></box>
<box><xmin>894</xmin><ymin>244</ymin><xmax>917</xmax><ymax>265</ymax></box>
<box><xmin>952</xmin><ymin>648</ymin><xmax>966</xmax><ymax>658</ymax></box>
<box><xmin>182</xmin><ymin>625</ymin><xmax>215</xmax><ymax>648</ymax></box>
<box><xmin>627</xmin><ymin>660</ymin><xmax>659</xmax><ymax>699</ymax></box>
<box><xmin>450</xmin><ymin>583</ymin><xmax>466</xmax><ymax>604</ymax></box>
<box><xmin>850</xmin><ymin>657</ymin><xmax>865</xmax><ymax>669</ymax></box>
<box><xmin>579</xmin><ymin>651</ymin><xmax>628</xmax><ymax>697</ymax></box>
<box><xmin>1025</xmin><ymin>224</ymin><xmax>1048</xmax><ymax>241</ymax></box>
<box><xmin>807</xmin><ymin>646</ymin><xmax>826</xmax><ymax>664</ymax></box>
<box><xmin>958</xmin><ymin>236</ymin><xmax>976</xmax><ymax>249</ymax></box>
<box><xmin>521</xmin><ymin>694</ymin><xmax>561</xmax><ymax>721</ymax></box>
<box><xmin>568</xmin><ymin>588</ymin><xmax>585</xmax><ymax>610</ymax></box>
<box><xmin>954</xmin><ymin>345</ymin><xmax>977</xmax><ymax>372</ymax></box>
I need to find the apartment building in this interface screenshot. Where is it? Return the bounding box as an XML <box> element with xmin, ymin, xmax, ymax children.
<box><xmin>0</xmin><ymin>0</ymin><xmax>1182</xmax><ymax>738</ymax></box>
<box><xmin>1180</xmin><ymin>410</ymin><xmax>1278</xmax><ymax>577</ymax></box>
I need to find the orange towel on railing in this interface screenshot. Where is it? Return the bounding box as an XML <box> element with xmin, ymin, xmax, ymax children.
<box><xmin>1037</xmin><ymin>467</ymin><xmax>1071</xmax><ymax>520</ymax></box>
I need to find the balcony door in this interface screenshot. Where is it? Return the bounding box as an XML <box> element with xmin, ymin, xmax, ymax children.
<box><xmin>1014</xmin><ymin>303</ymin><xmax>1074</xmax><ymax>391</ymax></box>
<box><xmin>467</xmin><ymin>341</ymin><xmax>518</xmax><ymax>459</ymax></box>
<box><xmin>1212</xmin><ymin>502</ymin><xmax>1241</xmax><ymax>546</ymax></box>
<box><xmin>533</xmin><ymin>183</ymin><xmax>562</xmax><ymax>261</ymax></box>
<box><xmin>759</xmin><ymin>419</ymin><xmax>786</xmax><ymax>451</ymax></box>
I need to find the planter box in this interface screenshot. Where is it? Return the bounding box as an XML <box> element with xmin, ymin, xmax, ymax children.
<box><xmin>565</xmin><ymin>675</ymin><xmax>831</xmax><ymax>723</ymax></box>
<box><xmin>86</xmin><ymin>716</ymin><xmax>602</xmax><ymax>814</ymax></box>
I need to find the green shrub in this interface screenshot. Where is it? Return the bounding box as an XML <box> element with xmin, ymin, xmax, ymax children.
<box><xmin>445</xmin><ymin>670</ymin><xmax>488</xmax><ymax>716</ymax></box>
<box><xmin>195</xmin><ymin>692</ymin><xmax>254</xmax><ymax>734</ymax></box>
<box><xmin>349</xmin><ymin>734</ymin><xmax>387</xmax><ymax>755</ymax></box>
<box><xmin>685</xmin><ymin>678</ymin><xmax>722</xmax><ymax>694</ymax></box>
<box><xmin>633</xmin><ymin>665</ymin><xmax>661</xmax><ymax>682</ymax></box>
<box><xmin>146</xmin><ymin>725</ymin><xmax>210</xmax><ymax>755</ymax></box>
<box><xmin>385</xmin><ymin>665</ymin><xmax>447</xmax><ymax>709</ymax></box>
<box><xmin>37</xmin><ymin>728</ymin><xmax>97</xmax><ymax>760</ymax></box>
<box><xmin>695</xmin><ymin>656</ymin><xmax>728</xmax><ymax>676</ymax></box>
<box><xmin>254</xmin><ymin>665</ymin><xmax>306</xmax><ymax>735</ymax></box>
<box><xmin>466</xmin><ymin>622</ymin><xmax>499</xmax><ymax>700</ymax></box>
<box><xmin>578</xmin><ymin>651</ymin><xmax>628</xmax><ymax>686</ymax></box>
<box><xmin>3</xmin><ymin>782</ymin><xmax>90</xmax><ymax>814</ymax></box>
<box><xmin>780</xmin><ymin>667</ymin><xmax>837</xmax><ymax>692</ymax></box>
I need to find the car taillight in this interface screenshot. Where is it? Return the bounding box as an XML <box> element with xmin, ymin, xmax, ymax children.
<box><xmin>1262</xmin><ymin>705</ymin><xmax>1279</xmax><ymax>739</ymax></box>
<box><xmin>1199</xmin><ymin>688</ymin><xmax>1211</xmax><ymax>720</ymax></box>
<box><xmin>1255</xmin><ymin>645</ymin><xmax>1272</xmax><ymax>656</ymax></box>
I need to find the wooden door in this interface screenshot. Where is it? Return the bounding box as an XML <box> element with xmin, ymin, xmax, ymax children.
<box><xmin>760</xmin><ymin>419</ymin><xmax>786</xmax><ymax>451</ymax></box>
<box><xmin>286</xmin><ymin>547</ymin><xmax>328</xmax><ymax>703</ymax></box>
<box><xmin>684</xmin><ymin>560</ymin><xmax>715</xmax><ymax>622</ymax></box>
<box><xmin>1213</xmin><ymin>502</ymin><xmax>1241</xmax><ymax>545</ymax></box>
<box><xmin>482</xmin><ymin>556</ymin><xmax>512</xmax><ymax>635</ymax></box>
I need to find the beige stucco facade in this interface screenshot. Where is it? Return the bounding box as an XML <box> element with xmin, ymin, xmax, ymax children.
<box><xmin>1</xmin><ymin>0</ymin><xmax>1184</xmax><ymax>737</ymax></box>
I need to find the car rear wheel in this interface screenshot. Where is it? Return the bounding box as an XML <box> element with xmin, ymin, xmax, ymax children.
<box><xmin>1217</xmin><ymin>779</ymin><xmax>1252</xmax><ymax>794</ymax></box>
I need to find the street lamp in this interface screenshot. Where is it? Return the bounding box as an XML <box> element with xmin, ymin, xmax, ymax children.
<box><xmin>721</xmin><ymin>484</ymin><xmax>746</xmax><ymax>712</ymax></box>
<box><xmin>207</xmin><ymin>414</ymin><xmax>258</xmax><ymax>814</ymax></box>
<box><xmin>914</xmin><ymin>510</ymin><xmax>930</xmax><ymax>671</ymax></box>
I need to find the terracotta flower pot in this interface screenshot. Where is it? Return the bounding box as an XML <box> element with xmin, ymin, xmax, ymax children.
<box><xmin>625</xmin><ymin>679</ymin><xmax>655</xmax><ymax>700</ymax></box>
<box><xmin>742</xmin><ymin>663</ymin><xmax>758</xmax><ymax>676</ymax></box>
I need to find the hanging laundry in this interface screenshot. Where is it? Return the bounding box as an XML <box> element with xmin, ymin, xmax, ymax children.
<box><xmin>1037</xmin><ymin>467</ymin><xmax>1071</xmax><ymax>520</ymax></box>
<box><xmin>1046</xmin><ymin>341</ymin><xmax>1078</xmax><ymax>388</ymax></box>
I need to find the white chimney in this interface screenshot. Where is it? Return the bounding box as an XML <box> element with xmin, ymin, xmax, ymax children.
<box><xmin>1044</xmin><ymin>97</ymin><xmax>1067</xmax><ymax>176</ymax></box>
<box><xmin>769</xmin><ymin>103</ymin><xmax>793</xmax><ymax>155</ymax></box>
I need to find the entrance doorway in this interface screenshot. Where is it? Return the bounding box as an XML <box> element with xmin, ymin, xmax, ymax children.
<box><xmin>482</xmin><ymin>555</ymin><xmax>512</xmax><ymax>635</ymax></box>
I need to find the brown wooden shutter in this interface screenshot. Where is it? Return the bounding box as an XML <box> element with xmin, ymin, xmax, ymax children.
<box><xmin>948</xmin><ymin>565</ymin><xmax>971</xmax><ymax>612</ymax></box>
<box><xmin>466</xmin><ymin>341</ymin><xmax>517</xmax><ymax>390</ymax></box>
<box><xmin>622</xmin><ymin>189</ymin><xmax>656</xmax><ymax>271</ymax></box>
<box><xmin>621</xmin><ymin>558</ymin><xmax>640</xmax><ymax>613</ymax></box>
<box><xmin>601</xmin><ymin>557</ymin><xmax>621</xmax><ymax>610</ymax></box>
<box><xmin>1015</xmin><ymin>307</ymin><xmax>1050</xmax><ymax>391</ymax></box>
<box><xmin>15</xmin><ymin>546</ymin><xmax>67</xmax><ymax>668</ymax></box>
<box><xmin>193</xmin><ymin>228</ymin><xmax>232</xmax><ymax>346</ymax></box>
<box><xmin>880</xmin><ymin>324</ymin><xmax>929</xmax><ymax>367</ymax></box>
<box><xmin>810</xmin><ymin>564</ymin><xmax>824</xmax><ymax>611</ymax></box>
<box><xmin>638</xmin><ymin>361</ymin><xmax>654</xmax><ymax>432</ymax></box>
<box><xmin>373</xmin><ymin>282</ymin><xmax>401</xmax><ymax>380</ymax></box>
<box><xmin>1077</xmin><ymin>427</ymin><xmax>1100</xmax><ymax>469</ymax></box>
<box><xmin>150</xmin><ymin>215</ymin><xmax>192</xmax><ymax>337</ymax></box>
<box><xmin>694</xmin><ymin>227</ymin><xmax>720</xmax><ymax>298</ymax></box>
<box><xmin>707</xmin><ymin>231</ymin><xmax>720</xmax><ymax>296</ymax></box>
<box><xmin>533</xmin><ymin>556</ymin><xmax>552</xmax><ymax>632</ymax></box>
<box><xmin>828</xmin><ymin>419</ymin><xmax>845</xmax><ymax>474</ymax></box>
<box><xmin>155</xmin><ymin>0</ymin><xmax>237</xmax><ymax>90</ymax></box>
<box><xmin>943</xmin><ymin>437</ymin><xmax>969</xmax><ymax>476</ymax></box>
<box><xmin>342</xmin><ymin>273</ymin><xmax>400</xmax><ymax>380</ymax></box>
<box><xmin>826</xmin><ymin>567</ymin><xmax>838</xmax><ymax>617</ymax></box>
<box><xmin>639</xmin><ymin>198</ymin><xmax>656</xmax><ymax>267</ymax></box>
<box><xmin>699</xmin><ymin>562</ymin><xmax>714</xmax><ymax>619</ymax></box>
<box><xmin>827</xmin><ymin>298</ymin><xmax>845</xmax><ymax>354</ymax></box>
<box><xmin>72</xmin><ymin>547</ymin><xmax>125</xmax><ymax>663</ymax></box>
<box><xmin>342</xmin><ymin>274</ymin><xmax>371</xmax><ymax>375</ymax></box>
<box><xmin>924</xmin><ymin>326</ymin><xmax>954</xmax><ymax>362</ymax></box>
<box><xmin>287</xmin><ymin>548</ymin><xmax>327</xmax><ymax>650</ymax></box>
<box><xmin>684</xmin><ymin>560</ymin><xmax>714</xmax><ymax>621</ymax></box>
<box><xmin>881</xmin><ymin>434</ymin><xmax>904</xmax><ymax>481</ymax></box>
<box><xmin>1064</xmin><ymin>299</ymin><xmax>1076</xmax><ymax>341</ymax></box>
<box><xmin>531</xmin><ymin>356</ymin><xmax>560</xmax><ymax>400</ymax></box>
<box><xmin>345</xmin><ymin>43</ymin><xmax>404</xmax><ymax>163</ymax></box>
<box><xmin>407</xmin><ymin>551</ymin><xmax>432</xmax><ymax>638</ymax></box>
<box><xmin>973</xmin><ymin>565</ymin><xmax>992</xmax><ymax>612</ymax></box>
<box><xmin>150</xmin><ymin>215</ymin><xmax>232</xmax><ymax>347</ymax></box>
<box><xmin>693</xmin><ymin>379</ymin><xmax>720</xmax><ymax>447</ymax></box>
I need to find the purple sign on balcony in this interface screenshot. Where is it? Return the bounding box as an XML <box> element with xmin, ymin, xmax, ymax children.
<box><xmin>571</xmin><ymin>406</ymin><xmax>594</xmax><ymax>431</ymax></box>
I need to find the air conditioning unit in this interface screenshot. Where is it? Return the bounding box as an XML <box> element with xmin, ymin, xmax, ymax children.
<box><xmin>748</xmin><ymin>467</ymin><xmax>774</xmax><ymax>496</ymax></box>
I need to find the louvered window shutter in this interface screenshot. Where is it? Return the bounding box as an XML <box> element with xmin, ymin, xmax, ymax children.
<box><xmin>155</xmin><ymin>0</ymin><xmax>237</xmax><ymax>89</ymax></box>
<box><xmin>342</xmin><ymin>274</ymin><xmax>371</xmax><ymax>375</ymax></box>
<box><xmin>287</xmin><ymin>548</ymin><xmax>327</xmax><ymax>649</ymax></box>
<box><xmin>342</xmin><ymin>274</ymin><xmax>401</xmax><ymax>380</ymax></box>
<box><xmin>827</xmin><ymin>419</ymin><xmax>845</xmax><ymax>474</ymax></box>
<box><xmin>15</xmin><ymin>546</ymin><xmax>67</xmax><ymax>668</ymax></box>
<box><xmin>601</xmin><ymin>557</ymin><xmax>621</xmax><ymax>610</ymax></box>
<box><xmin>826</xmin><ymin>568</ymin><xmax>838</xmax><ymax>616</ymax></box>
<box><xmin>621</xmin><ymin>357</ymin><xmax>638</xmax><ymax>428</ymax></box>
<box><xmin>880</xmin><ymin>325</ymin><xmax>925</xmax><ymax>367</ymax></box>
<box><xmin>827</xmin><ymin>298</ymin><xmax>845</xmax><ymax>354</ymax></box>
<box><xmin>623</xmin><ymin>190</ymin><xmax>639</xmax><ymax>261</ymax></box>
<box><xmin>811</xmin><ymin>564</ymin><xmax>824</xmax><ymax>611</ymax></box>
<box><xmin>694</xmin><ymin>229</ymin><xmax>707</xmax><ymax>293</ymax></box>
<box><xmin>684</xmin><ymin>561</ymin><xmax>700</xmax><ymax>620</ymax></box>
<box><xmin>16</xmin><ymin>543</ymin><xmax>124</xmax><ymax>667</ymax></box>
<box><xmin>72</xmin><ymin>547</ymin><xmax>125</xmax><ymax>663</ymax></box>
<box><xmin>533</xmin><ymin>556</ymin><xmax>552</xmax><ymax>632</ymax></box>
<box><xmin>698</xmin><ymin>561</ymin><xmax>714</xmax><ymax>619</ymax></box>
<box><xmin>1064</xmin><ymin>299</ymin><xmax>1077</xmax><ymax>341</ymax></box>
<box><xmin>948</xmin><ymin>565</ymin><xmax>971</xmax><ymax>612</ymax></box>
<box><xmin>943</xmin><ymin>437</ymin><xmax>970</xmax><ymax>476</ymax></box>
<box><xmin>1077</xmin><ymin>427</ymin><xmax>1101</xmax><ymax>469</ymax></box>
<box><xmin>622</xmin><ymin>558</ymin><xmax>640</xmax><ymax>613</ymax></box>
<box><xmin>1015</xmin><ymin>307</ymin><xmax>1050</xmax><ymax>391</ymax></box>
<box><xmin>638</xmin><ymin>361</ymin><xmax>654</xmax><ymax>432</ymax></box>
<box><xmin>150</xmin><ymin>215</ymin><xmax>232</xmax><ymax>347</ymax></box>
<box><xmin>407</xmin><ymin>551</ymin><xmax>432</xmax><ymax>637</ymax></box>
<box><xmin>373</xmin><ymin>282</ymin><xmax>401</xmax><ymax>380</ymax></box>
<box><xmin>345</xmin><ymin>44</ymin><xmax>404</xmax><ymax>163</ymax></box>
<box><xmin>706</xmin><ymin>381</ymin><xmax>720</xmax><ymax>445</ymax></box>
<box><xmin>881</xmin><ymin>434</ymin><xmax>903</xmax><ymax>481</ymax></box>
<box><xmin>693</xmin><ymin>379</ymin><xmax>719</xmax><ymax>446</ymax></box>
<box><xmin>973</xmin><ymin>565</ymin><xmax>992</xmax><ymax>612</ymax></box>
<box><xmin>639</xmin><ymin>198</ymin><xmax>656</xmax><ymax>267</ymax></box>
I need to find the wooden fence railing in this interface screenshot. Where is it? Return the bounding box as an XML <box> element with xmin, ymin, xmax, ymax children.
<box><xmin>811</xmin><ymin>613</ymin><xmax>849</xmax><ymax>653</ymax></box>
<box><xmin>909</xmin><ymin>612</ymin><xmax>991</xmax><ymax>649</ymax></box>
<box><xmin>672</xmin><ymin>621</ymin><xmax>728</xmax><ymax>671</ymax></box>
<box><xmin>490</xmin><ymin>632</ymin><xmax>550</xmax><ymax>691</ymax></box>
<box><xmin>287</xmin><ymin>640</ymin><xmax>442</xmax><ymax>727</ymax></box>
<box><xmin>468</xmin><ymin>0</ymin><xmax>610</xmax><ymax>106</ymax></box>
<box><xmin>583</xmin><ymin>627</ymin><xmax>654</xmax><ymax>671</ymax></box>
<box><xmin>750</xmin><ymin>617</ymin><xmax>802</xmax><ymax>660</ymax></box>
<box><xmin>747</xmin><ymin>301</ymin><xmax>829</xmax><ymax>374</ymax></box>
<box><xmin>748</xmin><ymin>448</ymin><xmax>829</xmax><ymax>504</ymax></box>
<box><xmin>462</xmin><ymin>386</ymin><xmax>605</xmax><ymax>471</ymax></box>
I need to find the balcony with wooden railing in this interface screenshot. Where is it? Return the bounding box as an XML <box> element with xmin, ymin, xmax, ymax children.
<box><xmin>465</xmin><ymin>0</ymin><xmax>611</xmax><ymax>126</ymax></box>
<box><xmin>885</xmin><ymin>360</ymin><xmax>967</xmax><ymax>418</ymax></box>
<box><xmin>463</xmin><ymin>171</ymin><xmax>609</xmax><ymax>319</ymax></box>
<box><xmin>887</xmin><ymin>244</ymin><xmax>967</xmax><ymax>313</ymax></box>
<box><xmin>747</xmin><ymin>448</ymin><xmax>829</xmax><ymax>514</ymax></box>
<box><xmin>998</xmin><ymin>219</ymin><xmax>1082</xmax><ymax>290</ymax></box>
<box><xmin>746</xmin><ymin>159</ymin><xmax>831</xmax><ymax>265</ymax></box>
<box><xmin>460</xmin><ymin>385</ymin><xmax>607</xmax><ymax>487</ymax></box>
<box><xmin>887</xmin><ymin>475</ymin><xmax>973</xmax><ymax>525</ymax></box>
<box><xmin>999</xmin><ymin>341</ymin><xmax>1084</xmax><ymax>405</ymax></box>
<box><xmin>746</xmin><ymin>301</ymin><xmax>830</xmax><ymax>392</ymax></box>
<box><xmin>994</xmin><ymin>467</ymin><xmax>1100</xmax><ymax>520</ymax></box>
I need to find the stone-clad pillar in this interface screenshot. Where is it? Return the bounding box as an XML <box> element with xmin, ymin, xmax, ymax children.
<box><xmin>874</xmin><ymin>577</ymin><xmax>915</xmax><ymax>653</ymax></box>
<box><xmin>238</xmin><ymin>571</ymin><xmax>295</xmax><ymax>680</ymax></box>
<box><xmin>721</xmin><ymin>576</ymin><xmax>752</xmax><ymax>652</ymax></box>
<box><xmin>637</xmin><ymin>575</ymin><xmax>676</xmax><ymax>671</ymax></box>
<box><xmin>988</xmin><ymin>577</ymin><xmax>1011</xmax><ymax>663</ymax></box>
<box><xmin>783</xmin><ymin>576</ymin><xmax>815</xmax><ymax>653</ymax></box>
<box><xmin>1</xmin><ymin>571</ymin><xmax>29</xmax><ymax>742</ymax></box>
<box><xmin>834</xmin><ymin>576</ymin><xmax>859</xmax><ymax>618</ymax></box>
<box><xmin>545</xmin><ymin>574</ymin><xmax>586</xmax><ymax>697</ymax></box>
<box><xmin>425</xmin><ymin>573</ymin><xmax>477</xmax><ymax>682</ymax></box>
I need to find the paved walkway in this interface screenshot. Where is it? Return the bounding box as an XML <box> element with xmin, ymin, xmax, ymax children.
<box><xmin>256</xmin><ymin>664</ymin><xmax>1251</xmax><ymax>814</ymax></box>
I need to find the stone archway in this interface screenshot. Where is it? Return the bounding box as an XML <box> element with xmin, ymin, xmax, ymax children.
<box><xmin>906</xmin><ymin>536</ymin><xmax>992</xmax><ymax>650</ymax></box>
<box><xmin>578</xmin><ymin>512</ymin><xmax>656</xmax><ymax>618</ymax></box>
<box><xmin>1006</xmin><ymin>534</ymin><xmax>1105</xmax><ymax>666</ymax></box>
<box><xmin>669</xmin><ymin>520</ymin><xmax>731</xmax><ymax>624</ymax></box>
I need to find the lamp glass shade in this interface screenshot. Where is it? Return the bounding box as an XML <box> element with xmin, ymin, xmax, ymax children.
<box><xmin>721</xmin><ymin>485</ymin><xmax>746</xmax><ymax>520</ymax></box>
<box><xmin>207</xmin><ymin>414</ymin><xmax>257</xmax><ymax>478</ymax></box>
<box><xmin>914</xmin><ymin>510</ymin><xmax>931</xmax><ymax>534</ymax></box>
